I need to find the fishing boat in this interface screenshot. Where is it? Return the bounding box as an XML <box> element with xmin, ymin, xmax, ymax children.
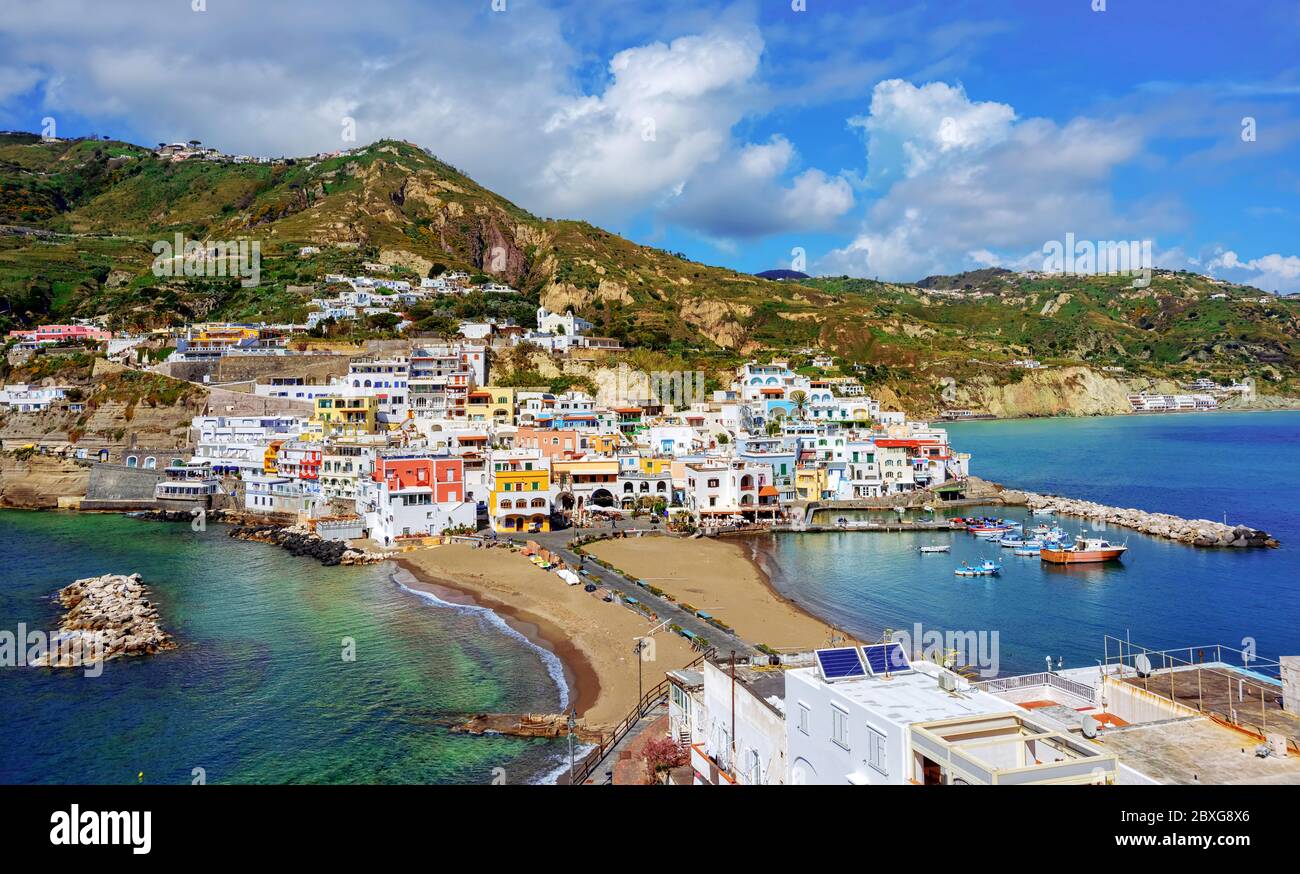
<box><xmin>918</xmin><ymin>544</ymin><xmax>951</xmax><ymax>554</ymax></box>
<box><xmin>1013</xmin><ymin>545</ymin><xmax>1041</xmax><ymax>556</ymax></box>
<box><xmin>997</xmin><ymin>534</ymin><xmax>1025</xmax><ymax>548</ymax></box>
<box><xmin>1040</xmin><ymin>535</ymin><xmax>1128</xmax><ymax>564</ymax></box>
<box><xmin>1032</xmin><ymin>508</ymin><xmax>1055</xmax><ymax>517</ymax></box>
<box><xmin>1031</xmin><ymin>524</ymin><xmax>1052</xmax><ymax>536</ymax></box>
<box><xmin>954</xmin><ymin>559</ymin><xmax>1001</xmax><ymax>577</ymax></box>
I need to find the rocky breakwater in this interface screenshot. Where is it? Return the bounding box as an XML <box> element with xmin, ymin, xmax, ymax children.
<box><xmin>1018</xmin><ymin>493</ymin><xmax>1279</xmax><ymax>548</ymax></box>
<box><xmin>35</xmin><ymin>573</ymin><xmax>177</xmax><ymax>667</ymax></box>
<box><xmin>228</xmin><ymin>523</ymin><xmax>385</xmax><ymax>566</ymax></box>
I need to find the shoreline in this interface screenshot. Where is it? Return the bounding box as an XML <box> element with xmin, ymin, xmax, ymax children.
<box><xmin>390</xmin><ymin>557</ymin><xmax>597</xmax><ymax>720</ymax></box>
<box><xmin>730</xmin><ymin>532</ymin><xmax>861</xmax><ymax>644</ymax></box>
<box><xmin>394</xmin><ymin>543</ymin><xmax>697</xmax><ymax>730</ymax></box>
<box><xmin>585</xmin><ymin>535</ymin><xmax>844</xmax><ymax>651</ymax></box>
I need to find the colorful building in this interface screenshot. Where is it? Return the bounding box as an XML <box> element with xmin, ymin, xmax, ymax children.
<box><xmin>465</xmin><ymin>387</ymin><xmax>515</xmax><ymax>424</ymax></box>
<box><xmin>313</xmin><ymin>395</ymin><xmax>378</xmax><ymax>435</ymax></box>
<box><xmin>489</xmin><ymin>453</ymin><xmax>551</xmax><ymax>532</ymax></box>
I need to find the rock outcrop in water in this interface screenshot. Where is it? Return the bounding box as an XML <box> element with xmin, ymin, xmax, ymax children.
<box><xmin>228</xmin><ymin>524</ymin><xmax>384</xmax><ymax>566</ymax></box>
<box><xmin>1016</xmin><ymin>493</ymin><xmax>1278</xmax><ymax>548</ymax></box>
<box><xmin>35</xmin><ymin>573</ymin><xmax>176</xmax><ymax>667</ymax></box>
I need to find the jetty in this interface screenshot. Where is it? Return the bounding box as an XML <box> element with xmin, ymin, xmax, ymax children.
<box><xmin>1009</xmin><ymin>492</ymin><xmax>1278</xmax><ymax>548</ymax></box>
<box><xmin>788</xmin><ymin>476</ymin><xmax>1278</xmax><ymax>548</ymax></box>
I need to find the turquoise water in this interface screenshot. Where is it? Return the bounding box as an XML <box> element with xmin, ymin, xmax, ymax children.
<box><xmin>0</xmin><ymin>511</ymin><xmax>569</xmax><ymax>784</ymax></box>
<box><xmin>759</xmin><ymin>411</ymin><xmax>1300</xmax><ymax>676</ymax></box>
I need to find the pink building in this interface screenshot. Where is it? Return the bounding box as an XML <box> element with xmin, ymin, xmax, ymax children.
<box><xmin>7</xmin><ymin>324</ymin><xmax>112</xmax><ymax>344</ymax></box>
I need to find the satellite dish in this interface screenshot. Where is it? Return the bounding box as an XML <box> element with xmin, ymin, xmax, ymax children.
<box><xmin>1081</xmin><ymin>715</ymin><xmax>1100</xmax><ymax>739</ymax></box>
<box><xmin>1134</xmin><ymin>653</ymin><xmax>1153</xmax><ymax>677</ymax></box>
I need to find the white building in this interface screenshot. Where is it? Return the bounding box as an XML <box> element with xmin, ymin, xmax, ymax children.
<box><xmin>785</xmin><ymin>646</ymin><xmax>1118</xmax><ymax>785</ymax></box>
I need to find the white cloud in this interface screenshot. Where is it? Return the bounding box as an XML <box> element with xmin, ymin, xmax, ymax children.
<box><xmin>1207</xmin><ymin>249</ymin><xmax>1300</xmax><ymax>293</ymax></box>
<box><xmin>821</xmin><ymin>79</ymin><xmax>1155</xmax><ymax>280</ymax></box>
<box><xmin>661</xmin><ymin>134</ymin><xmax>854</xmax><ymax>237</ymax></box>
<box><xmin>0</xmin><ymin>3</ymin><xmax>848</xmax><ymax>242</ymax></box>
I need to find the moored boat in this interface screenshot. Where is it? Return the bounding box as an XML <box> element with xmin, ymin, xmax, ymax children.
<box><xmin>1013</xmin><ymin>546</ymin><xmax>1041</xmax><ymax>556</ymax></box>
<box><xmin>954</xmin><ymin>558</ymin><xmax>1001</xmax><ymax>576</ymax></box>
<box><xmin>919</xmin><ymin>544</ymin><xmax>951</xmax><ymax>553</ymax></box>
<box><xmin>1040</xmin><ymin>536</ymin><xmax>1128</xmax><ymax>564</ymax></box>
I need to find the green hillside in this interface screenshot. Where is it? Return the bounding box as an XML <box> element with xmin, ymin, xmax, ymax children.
<box><xmin>2</xmin><ymin>133</ymin><xmax>1297</xmax><ymax>406</ymax></box>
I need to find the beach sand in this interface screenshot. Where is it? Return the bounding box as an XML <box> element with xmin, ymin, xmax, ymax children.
<box><xmin>585</xmin><ymin>535</ymin><xmax>842</xmax><ymax>651</ymax></box>
<box><xmin>397</xmin><ymin>543</ymin><xmax>697</xmax><ymax>730</ymax></box>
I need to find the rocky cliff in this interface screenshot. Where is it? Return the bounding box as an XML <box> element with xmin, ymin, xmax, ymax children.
<box><xmin>0</xmin><ymin>454</ymin><xmax>89</xmax><ymax>508</ymax></box>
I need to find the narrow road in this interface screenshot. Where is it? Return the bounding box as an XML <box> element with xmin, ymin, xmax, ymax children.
<box><xmin>504</xmin><ymin>526</ymin><xmax>760</xmax><ymax>659</ymax></box>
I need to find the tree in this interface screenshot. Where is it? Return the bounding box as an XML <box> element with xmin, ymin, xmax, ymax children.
<box><xmin>642</xmin><ymin>737</ymin><xmax>688</xmax><ymax>777</ymax></box>
<box><xmin>765</xmin><ymin>419</ymin><xmax>781</xmax><ymax>437</ymax></box>
<box><xmin>789</xmin><ymin>389</ymin><xmax>808</xmax><ymax>418</ymax></box>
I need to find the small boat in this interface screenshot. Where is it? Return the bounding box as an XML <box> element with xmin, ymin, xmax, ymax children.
<box><xmin>954</xmin><ymin>559</ymin><xmax>1001</xmax><ymax>577</ymax></box>
<box><xmin>1013</xmin><ymin>546</ymin><xmax>1041</xmax><ymax>556</ymax></box>
<box><xmin>998</xmin><ymin>535</ymin><xmax>1025</xmax><ymax>548</ymax></box>
<box><xmin>1040</xmin><ymin>536</ymin><xmax>1128</xmax><ymax>564</ymax></box>
<box><xmin>1031</xmin><ymin>524</ymin><xmax>1052</xmax><ymax>536</ymax></box>
<box><xmin>919</xmin><ymin>544</ymin><xmax>951</xmax><ymax>554</ymax></box>
<box><xmin>1032</xmin><ymin>508</ymin><xmax>1055</xmax><ymax>517</ymax></box>
<box><xmin>946</xmin><ymin>517</ymin><xmax>968</xmax><ymax>529</ymax></box>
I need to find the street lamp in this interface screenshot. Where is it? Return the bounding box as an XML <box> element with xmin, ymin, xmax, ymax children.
<box><xmin>567</xmin><ymin>708</ymin><xmax>577</xmax><ymax>786</ymax></box>
<box><xmin>632</xmin><ymin>639</ymin><xmax>645</xmax><ymax>712</ymax></box>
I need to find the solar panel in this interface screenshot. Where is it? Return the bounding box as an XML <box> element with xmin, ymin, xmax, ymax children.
<box><xmin>815</xmin><ymin>647</ymin><xmax>865</xmax><ymax>681</ymax></box>
<box><xmin>862</xmin><ymin>642</ymin><xmax>913</xmax><ymax>676</ymax></box>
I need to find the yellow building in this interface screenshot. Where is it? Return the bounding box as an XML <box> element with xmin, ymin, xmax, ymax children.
<box><xmin>489</xmin><ymin>455</ymin><xmax>551</xmax><ymax>532</ymax></box>
<box><xmin>638</xmin><ymin>455</ymin><xmax>673</xmax><ymax>476</ymax></box>
<box><xmin>313</xmin><ymin>396</ymin><xmax>378</xmax><ymax>435</ymax></box>
<box><xmin>794</xmin><ymin>466</ymin><xmax>829</xmax><ymax>501</ymax></box>
<box><xmin>589</xmin><ymin>432</ymin><xmax>622</xmax><ymax>455</ymax></box>
<box><xmin>263</xmin><ymin>440</ymin><xmax>283</xmax><ymax>474</ymax></box>
<box><xmin>466</xmin><ymin>387</ymin><xmax>515</xmax><ymax>424</ymax></box>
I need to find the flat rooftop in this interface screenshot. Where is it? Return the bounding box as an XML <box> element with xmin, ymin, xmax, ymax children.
<box><xmin>792</xmin><ymin>661</ymin><xmax>1012</xmax><ymax>724</ymax></box>
<box><xmin>1098</xmin><ymin>717</ymin><xmax>1300</xmax><ymax>785</ymax></box>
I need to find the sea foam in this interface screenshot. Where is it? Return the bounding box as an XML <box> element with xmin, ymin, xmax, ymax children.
<box><xmin>389</xmin><ymin>567</ymin><xmax>571</xmax><ymax>712</ymax></box>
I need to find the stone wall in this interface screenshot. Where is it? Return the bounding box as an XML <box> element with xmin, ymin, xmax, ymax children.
<box><xmin>86</xmin><ymin>462</ymin><xmax>163</xmax><ymax>504</ymax></box>
<box><xmin>158</xmin><ymin>354</ymin><xmax>354</xmax><ymax>386</ymax></box>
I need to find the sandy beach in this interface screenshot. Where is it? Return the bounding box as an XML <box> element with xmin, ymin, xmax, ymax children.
<box><xmin>397</xmin><ymin>542</ymin><xmax>696</xmax><ymax>730</ymax></box>
<box><xmin>585</xmin><ymin>535</ymin><xmax>843</xmax><ymax>651</ymax></box>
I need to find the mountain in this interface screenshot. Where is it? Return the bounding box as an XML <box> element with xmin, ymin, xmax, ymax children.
<box><xmin>2</xmin><ymin>133</ymin><xmax>1298</xmax><ymax>412</ymax></box>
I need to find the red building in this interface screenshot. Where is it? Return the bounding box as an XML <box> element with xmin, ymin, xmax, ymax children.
<box><xmin>372</xmin><ymin>453</ymin><xmax>463</xmax><ymax>503</ymax></box>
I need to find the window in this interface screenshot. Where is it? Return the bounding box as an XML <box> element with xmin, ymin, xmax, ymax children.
<box><xmin>797</xmin><ymin>703</ymin><xmax>810</xmax><ymax>735</ymax></box>
<box><xmin>830</xmin><ymin>706</ymin><xmax>849</xmax><ymax>749</ymax></box>
<box><xmin>867</xmin><ymin>726</ymin><xmax>888</xmax><ymax>776</ymax></box>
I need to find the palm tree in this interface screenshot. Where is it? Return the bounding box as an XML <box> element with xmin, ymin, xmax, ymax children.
<box><xmin>765</xmin><ymin>419</ymin><xmax>781</xmax><ymax>437</ymax></box>
<box><xmin>789</xmin><ymin>389</ymin><xmax>808</xmax><ymax>418</ymax></box>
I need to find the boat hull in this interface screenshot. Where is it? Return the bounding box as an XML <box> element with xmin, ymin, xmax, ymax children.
<box><xmin>1040</xmin><ymin>547</ymin><xmax>1126</xmax><ymax>564</ymax></box>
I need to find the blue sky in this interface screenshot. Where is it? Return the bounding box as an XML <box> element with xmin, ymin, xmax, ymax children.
<box><xmin>1</xmin><ymin>0</ymin><xmax>1298</xmax><ymax>290</ymax></box>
